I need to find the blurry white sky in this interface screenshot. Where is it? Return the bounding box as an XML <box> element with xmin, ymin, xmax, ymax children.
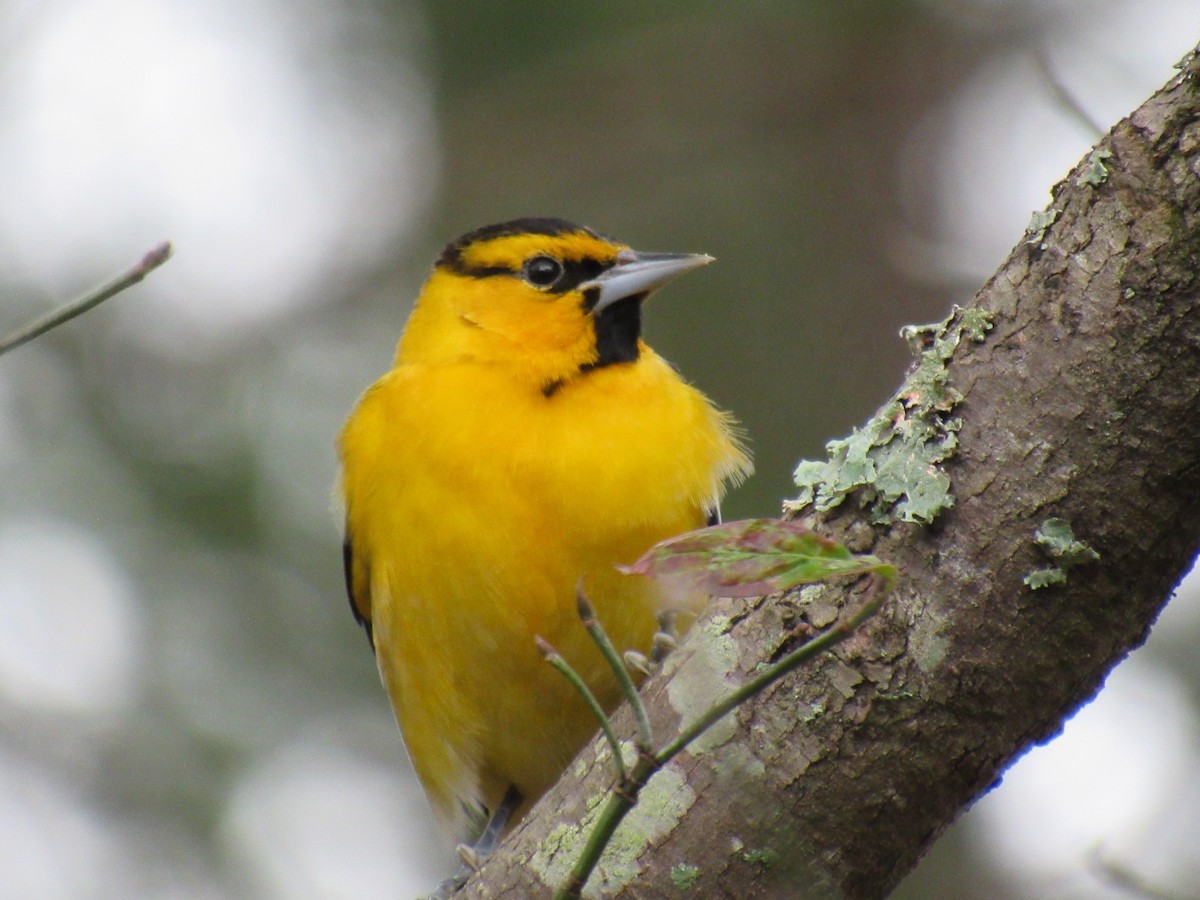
<box><xmin>0</xmin><ymin>0</ymin><xmax>1198</xmax><ymax>897</ymax></box>
<box><xmin>912</xmin><ymin>0</ymin><xmax>1200</xmax><ymax>283</ymax></box>
<box><xmin>0</xmin><ymin>0</ymin><xmax>449</xmax><ymax>896</ymax></box>
<box><xmin>0</xmin><ymin>0</ymin><xmax>435</xmax><ymax>352</ymax></box>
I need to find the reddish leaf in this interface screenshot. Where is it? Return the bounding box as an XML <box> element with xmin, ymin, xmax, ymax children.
<box><xmin>620</xmin><ymin>519</ymin><xmax>893</xmax><ymax>599</ymax></box>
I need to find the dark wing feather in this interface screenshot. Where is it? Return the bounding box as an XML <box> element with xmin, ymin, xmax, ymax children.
<box><xmin>342</xmin><ymin>531</ymin><xmax>375</xmax><ymax>651</ymax></box>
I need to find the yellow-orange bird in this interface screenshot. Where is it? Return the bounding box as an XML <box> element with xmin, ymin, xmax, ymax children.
<box><xmin>338</xmin><ymin>218</ymin><xmax>750</xmax><ymax>842</ymax></box>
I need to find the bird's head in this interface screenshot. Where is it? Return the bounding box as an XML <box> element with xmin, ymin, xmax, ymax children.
<box><xmin>397</xmin><ymin>218</ymin><xmax>712</xmax><ymax>393</ymax></box>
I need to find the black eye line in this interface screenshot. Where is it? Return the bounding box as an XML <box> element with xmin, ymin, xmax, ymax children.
<box><xmin>444</xmin><ymin>246</ymin><xmax>616</xmax><ymax>291</ymax></box>
<box><xmin>526</xmin><ymin>256</ymin><xmax>613</xmax><ymax>295</ymax></box>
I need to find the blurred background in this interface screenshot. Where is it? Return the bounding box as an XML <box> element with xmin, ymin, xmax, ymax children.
<box><xmin>1</xmin><ymin>1</ymin><xmax>1198</xmax><ymax>897</ymax></box>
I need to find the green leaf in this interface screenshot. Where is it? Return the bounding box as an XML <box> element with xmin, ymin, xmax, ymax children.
<box><xmin>620</xmin><ymin>519</ymin><xmax>894</xmax><ymax>598</ymax></box>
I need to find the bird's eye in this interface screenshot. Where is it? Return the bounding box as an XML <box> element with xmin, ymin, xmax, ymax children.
<box><xmin>524</xmin><ymin>255</ymin><xmax>564</xmax><ymax>288</ymax></box>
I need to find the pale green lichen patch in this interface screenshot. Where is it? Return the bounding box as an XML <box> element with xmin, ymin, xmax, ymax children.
<box><xmin>659</xmin><ymin>614</ymin><xmax>732</xmax><ymax>680</ymax></box>
<box><xmin>790</xmin><ymin>306</ymin><xmax>993</xmax><ymax>526</ymax></box>
<box><xmin>578</xmin><ymin>736</ymin><xmax>638</xmax><ymax>783</ymax></box>
<box><xmin>958</xmin><ymin>307</ymin><xmax>995</xmax><ymax>343</ymax></box>
<box><xmin>573</xmin><ymin>754</ymin><xmax>590</xmax><ymax>780</ymax></box>
<box><xmin>529</xmin><ymin>807</ymin><xmax>600</xmax><ymax>890</ymax></box>
<box><xmin>666</xmin><ymin>618</ymin><xmax>740</xmax><ymax>754</ymax></box>
<box><xmin>741</xmin><ymin>847</ymin><xmax>780</xmax><ymax>868</ymax></box>
<box><xmin>586</xmin><ymin>767</ymin><xmax>697</xmax><ymax>896</ymax></box>
<box><xmin>1025</xmin><ymin>567</ymin><xmax>1068</xmax><ymax>590</ymax></box>
<box><xmin>1077</xmin><ymin>148</ymin><xmax>1113</xmax><ymax>187</ymax></box>
<box><xmin>1024</xmin><ymin>518</ymin><xmax>1101</xmax><ymax>589</ymax></box>
<box><xmin>800</xmin><ymin>700</ymin><xmax>826</xmax><ymax>724</ymax></box>
<box><xmin>1024</xmin><ymin>208</ymin><xmax>1060</xmax><ymax>249</ymax></box>
<box><xmin>669</xmin><ymin>863</ymin><xmax>701</xmax><ymax>891</ymax></box>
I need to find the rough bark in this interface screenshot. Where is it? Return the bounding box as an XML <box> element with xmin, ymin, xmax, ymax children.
<box><xmin>461</xmin><ymin>50</ymin><xmax>1200</xmax><ymax>899</ymax></box>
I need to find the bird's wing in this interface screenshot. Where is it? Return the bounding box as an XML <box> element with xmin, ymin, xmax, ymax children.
<box><xmin>342</xmin><ymin>530</ymin><xmax>375</xmax><ymax>649</ymax></box>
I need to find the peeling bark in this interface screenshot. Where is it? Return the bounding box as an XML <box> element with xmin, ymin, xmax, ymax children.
<box><xmin>461</xmin><ymin>51</ymin><xmax>1200</xmax><ymax>899</ymax></box>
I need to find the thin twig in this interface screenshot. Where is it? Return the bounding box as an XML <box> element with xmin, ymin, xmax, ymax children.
<box><xmin>0</xmin><ymin>241</ymin><xmax>173</xmax><ymax>358</ymax></box>
<box><xmin>576</xmin><ymin>584</ymin><xmax>654</xmax><ymax>751</ymax></box>
<box><xmin>535</xmin><ymin>636</ymin><xmax>627</xmax><ymax>782</ymax></box>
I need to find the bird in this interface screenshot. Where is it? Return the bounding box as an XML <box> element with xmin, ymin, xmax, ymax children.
<box><xmin>337</xmin><ymin>218</ymin><xmax>751</xmax><ymax>847</ymax></box>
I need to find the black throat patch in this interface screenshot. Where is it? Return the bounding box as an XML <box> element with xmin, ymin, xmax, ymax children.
<box><xmin>543</xmin><ymin>294</ymin><xmax>644</xmax><ymax>397</ymax></box>
<box><xmin>585</xmin><ymin>294</ymin><xmax>643</xmax><ymax>371</ymax></box>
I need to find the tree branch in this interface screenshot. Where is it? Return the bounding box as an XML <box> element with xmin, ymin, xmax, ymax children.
<box><xmin>460</xmin><ymin>48</ymin><xmax>1200</xmax><ymax>898</ymax></box>
<box><xmin>0</xmin><ymin>241</ymin><xmax>172</xmax><ymax>358</ymax></box>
